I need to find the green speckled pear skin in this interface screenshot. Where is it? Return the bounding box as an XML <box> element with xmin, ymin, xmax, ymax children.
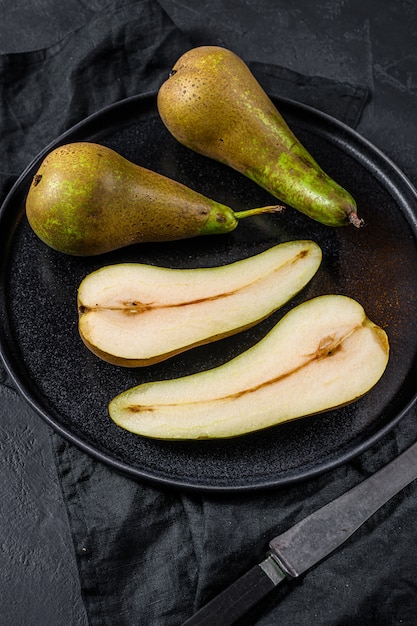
<box><xmin>25</xmin><ymin>142</ymin><xmax>243</xmax><ymax>256</ymax></box>
<box><xmin>157</xmin><ymin>46</ymin><xmax>363</xmax><ymax>228</ymax></box>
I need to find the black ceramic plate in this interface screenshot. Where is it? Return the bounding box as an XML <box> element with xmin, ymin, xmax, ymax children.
<box><xmin>1</xmin><ymin>92</ymin><xmax>417</xmax><ymax>492</ymax></box>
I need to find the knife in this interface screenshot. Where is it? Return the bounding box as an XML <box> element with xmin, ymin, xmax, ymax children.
<box><xmin>182</xmin><ymin>437</ymin><xmax>417</xmax><ymax>625</ymax></box>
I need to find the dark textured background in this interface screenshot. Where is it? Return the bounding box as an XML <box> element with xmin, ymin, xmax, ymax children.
<box><xmin>1</xmin><ymin>1</ymin><xmax>417</xmax><ymax>624</ymax></box>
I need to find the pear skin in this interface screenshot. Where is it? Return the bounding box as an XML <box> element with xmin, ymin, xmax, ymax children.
<box><xmin>25</xmin><ymin>141</ymin><xmax>281</xmax><ymax>256</ymax></box>
<box><xmin>109</xmin><ymin>295</ymin><xmax>389</xmax><ymax>439</ymax></box>
<box><xmin>78</xmin><ymin>240</ymin><xmax>322</xmax><ymax>366</ymax></box>
<box><xmin>157</xmin><ymin>46</ymin><xmax>363</xmax><ymax>229</ymax></box>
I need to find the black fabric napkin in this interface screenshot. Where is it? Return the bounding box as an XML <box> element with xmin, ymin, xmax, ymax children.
<box><xmin>2</xmin><ymin>1</ymin><xmax>417</xmax><ymax>625</ymax></box>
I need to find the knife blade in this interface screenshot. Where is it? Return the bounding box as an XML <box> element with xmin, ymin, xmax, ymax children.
<box><xmin>182</xmin><ymin>437</ymin><xmax>417</xmax><ymax>625</ymax></box>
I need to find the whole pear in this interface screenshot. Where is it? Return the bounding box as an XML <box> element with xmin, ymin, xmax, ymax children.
<box><xmin>157</xmin><ymin>46</ymin><xmax>363</xmax><ymax>228</ymax></box>
<box><xmin>25</xmin><ymin>141</ymin><xmax>280</xmax><ymax>256</ymax></box>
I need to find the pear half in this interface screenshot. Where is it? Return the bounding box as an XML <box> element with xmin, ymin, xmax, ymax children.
<box><xmin>109</xmin><ymin>295</ymin><xmax>389</xmax><ymax>439</ymax></box>
<box><xmin>78</xmin><ymin>240</ymin><xmax>321</xmax><ymax>366</ymax></box>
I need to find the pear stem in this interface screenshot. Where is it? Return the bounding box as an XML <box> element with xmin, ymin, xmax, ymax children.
<box><xmin>348</xmin><ymin>210</ymin><xmax>365</xmax><ymax>228</ymax></box>
<box><xmin>234</xmin><ymin>205</ymin><xmax>285</xmax><ymax>220</ymax></box>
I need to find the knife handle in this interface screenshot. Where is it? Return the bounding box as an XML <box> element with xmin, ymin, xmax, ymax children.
<box><xmin>182</xmin><ymin>555</ymin><xmax>286</xmax><ymax>625</ymax></box>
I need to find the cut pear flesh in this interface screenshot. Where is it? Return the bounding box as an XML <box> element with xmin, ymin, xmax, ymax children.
<box><xmin>109</xmin><ymin>295</ymin><xmax>389</xmax><ymax>439</ymax></box>
<box><xmin>78</xmin><ymin>240</ymin><xmax>321</xmax><ymax>366</ymax></box>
